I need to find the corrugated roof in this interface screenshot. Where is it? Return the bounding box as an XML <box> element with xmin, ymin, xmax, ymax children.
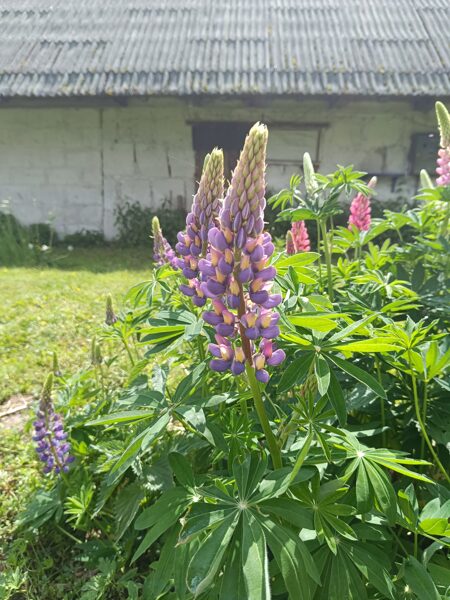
<box><xmin>0</xmin><ymin>0</ymin><xmax>449</xmax><ymax>98</ymax></box>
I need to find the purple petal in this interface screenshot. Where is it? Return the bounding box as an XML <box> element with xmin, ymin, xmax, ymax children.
<box><xmin>203</xmin><ymin>311</ymin><xmax>223</xmax><ymax>326</ymax></box>
<box><xmin>207</xmin><ymin>279</ymin><xmax>227</xmax><ymax>296</ymax></box>
<box><xmin>209</xmin><ymin>228</ymin><xmax>228</xmax><ymax>251</ymax></box>
<box><xmin>238</xmin><ymin>268</ymin><xmax>253</xmax><ymax>283</ymax></box>
<box><xmin>192</xmin><ymin>296</ymin><xmax>206</xmax><ymax>307</ymax></box>
<box><xmin>262</xmin><ymin>294</ymin><xmax>282</xmax><ymax>308</ymax></box>
<box><xmin>244</xmin><ymin>327</ymin><xmax>259</xmax><ymax>340</ymax></box>
<box><xmin>208</xmin><ymin>343</ymin><xmax>223</xmax><ymax>358</ymax></box>
<box><xmin>218</xmin><ymin>257</ymin><xmax>233</xmax><ymax>275</ymax></box>
<box><xmin>250</xmin><ymin>246</ymin><xmax>264</xmax><ymax>262</ymax></box>
<box><xmin>236</xmin><ymin>228</ymin><xmax>246</xmax><ymax>249</ymax></box>
<box><xmin>256</xmin><ymin>369</ymin><xmax>270</xmax><ymax>384</ymax></box>
<box><xmin>257</xmin><ymin>266</ymin><xmax>276</xmax><ymax>281</ymax></box>
<box><xmin>266</xmin><ymin>349</ymin><xmax>286</xmax><ymax>366</ymax></box>
<box><xmin>231</xmin><ymin>360</ymin><xmax>246</xmax><ymax>376</ymax></box>
<box><xmin>260</xmin><ymin>325</ymin><xmax>280</xmax><ymax>339</ymax></box>
<box><xmin>198</xmin><ymin>260</ymin><xmax>216</xmax><ymax>278</ymax></box>
<box><xmin>176</xmin><ymin>243</ymin><xmax>190</xmax><ymax>256</ymax></box>
<box><xmin>227</xmin><ymin>294</ymin><xmax>240</xmax><ymax>309</ymax></box>
<box><xmin>209</xmin><ymin>359</ymin><xmax>231</xmax><ymax>372</ymax></box>
<box><xmin>216</xmin><ymin>323</ymin><xmax>235</xmax><ymax>337</ymax></box>
<box><xmin>179</xmin><ymin>284</ymin><xmax>195</xmax><ymax>297</ymax></box>
<box><xmin>250</xmin><ymin>290</ymin><xmax>269</xmax><ymax>304</ymax></box>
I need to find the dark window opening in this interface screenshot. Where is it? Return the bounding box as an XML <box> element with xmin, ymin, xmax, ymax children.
<box><xmin>191</xmin><ymin>121</ymin><xmax>252</xmax><ymax>183</ymax></box>
<box><xmin>410</xmin><ymin>132</ymin><xmax>439</xmax><ymax>175</ymax></box>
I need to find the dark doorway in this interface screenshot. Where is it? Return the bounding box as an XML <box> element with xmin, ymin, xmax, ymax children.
<box><xmin>191</xmin><ymin>121</ymin><xmax>252</xmax><ymax>184</ymax></box>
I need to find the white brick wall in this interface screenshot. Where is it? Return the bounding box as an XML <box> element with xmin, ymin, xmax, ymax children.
<box><xmin>0</xmin><ymin>98</ymin><xmax>437</xmax><ymax>239</ymax></box>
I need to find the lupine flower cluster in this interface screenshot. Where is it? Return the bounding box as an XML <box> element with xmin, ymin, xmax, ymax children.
<box><xmin>152</xmin><ymin>216</ymin><xmax>177</xmax><ymax>267</ymax></box>
<box><xmin>291</xmin><ymin>220</ymin><xmax>311</xmax><ymax>252</ymax></box>
<box><xmin>286</xmin><ymin>230</ymin><xmax>296</xmax><ymax>255</ymax></box>
<box><xmin>175</xmin><ymin>149</ymin><xmax>224</xmax><ymax>307</ymax></box>
<box><xmin>348</xmin><ymin>176</ymin><xmax>377</xmax><ymax>231</ymax></box>
<box><xmin>33</xmin><ymin>374</ymin><xmax>74</xmax><ymax>474</ymax></box>
<box><xmin>435</xmin><ymin>102</ymin><xmax>450</xmax><ymax>187</ymax></box>
<box><xmin>105</xmin><ymin>293</ymin><xmax>118</xmax><ymax>325</ymax></box>
<box><xmin>193</xmin><ymin>123</ymin><xmax>285</xmax><ymax>383</ymax></box>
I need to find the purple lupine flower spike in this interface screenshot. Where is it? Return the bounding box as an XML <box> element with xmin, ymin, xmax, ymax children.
<box><xmin>152</xmin><ymin>216</ymin><xmax>177</xmax><ymax>268</ymax></box>
<box><xmin>435</xmin><ymin>102</ymin><xmax>450</xmax><ymax>187</ymax></box>
<box><xmin>176</xmin><ymin>149</ymin><xmax>224</xmax><ymax>305</ymax></box>
<box><xmin>198</xmin><ymin>123</ymin><xmax>285</xmax><ymax>383</ymax></box>
<box><xmin>33</xmin><ymin>373</ymin><xmax>74</xmax><ymax>475</ymax></box>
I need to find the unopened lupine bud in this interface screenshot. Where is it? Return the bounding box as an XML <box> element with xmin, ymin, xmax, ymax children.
<box><xmin>436</xmin><ymin>102</ymin><xmax>450</xmax><ymax>149</ymax></box>
<box><xmin>105</xmin><ymin>294</ymin><xmax>118</xmax><ymax>325</ymax></box>
<box><xmin>286</xmin><ymin>230</ymin><xmax>295</xmax><ymax>255</ymax></box>
<box><xmin>303</xmin><ymin>152</ymin><xmax>318</xmax><ymax>196</ymax></box>
<box><xmin>220</xmin><ymin>123</ymin><xmax>268</xmax><ymax>244</ymax></box>
<box><xmin>152</xmin><ymin>216</ymin><xmax>177</xmax><ymax>267</ymax></box>
<box><xmin>435</xmin><ymin>102</ymin><xmax>450</xmax><ymax>187</ymax></box>
<box><xmin>197</xmin><ymin>123</ymin><xmax>285</xmax><ymax>383</ymax></box>
<box><xmin>176</xmin><ymin>149</ymin><xmax>224</xmax><ymax>305</ymax></box>
<box><xmin>348</xmin><ymin>176</ymin><xmax>377</xmax><ymax>231</ymax></box>
<box><xmin>91</xmin><ymin>336</ymin><xmax>102</xmax><ymax>366</ymax></box>
<box><xmin>420</xmin><ymin>169</ymin><xmax>434</xmax><ymax>189</ymax></box>
<box><xmin>291</xmin><ymin>221</ymin><xmax>311</xmax><ymax>252</ymax></box>
<box><xmin>33</xmin><ymin>373</ymin><xmax>74</xmax><ymax>474</ymax></box>
<box><xmin>52</xmin><ymin>352</ymin><xmax>62</xmax><ymax>378</ymax></box>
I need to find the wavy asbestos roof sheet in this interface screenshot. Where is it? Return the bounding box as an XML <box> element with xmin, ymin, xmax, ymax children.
<box><xmin>0</xmin><ymin>0</ymin><xmax>449</xmax><ymax>98</ymax></box>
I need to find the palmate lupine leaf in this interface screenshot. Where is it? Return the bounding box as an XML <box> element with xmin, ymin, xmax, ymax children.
<box><xmin>241</xmin><ymin>511</ymin><xmax>271</xmax><ymax>600</ymax></box>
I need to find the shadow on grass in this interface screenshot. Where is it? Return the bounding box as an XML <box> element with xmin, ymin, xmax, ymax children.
<box><xmin>15</xmin><ymin>245</ymin><xmax>153</xmax><ymax>273</ymax></box>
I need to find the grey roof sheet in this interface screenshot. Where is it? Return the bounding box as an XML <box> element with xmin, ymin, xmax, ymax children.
<box><xmin>0</xmin><ymin>0</ymin><xmax>449</xmax><ymax>98</ymax></box>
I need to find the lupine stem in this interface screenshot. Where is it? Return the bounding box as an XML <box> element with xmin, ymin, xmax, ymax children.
<box><xmin>316</xmin><ymin>219</ymin><xmax>323</xmax><ymax>290</ymax></box>
<box><xmin>408</xmin><ymin>351</ymin><xmax>450</xmax><ymax>483</ymax></box>
<box><xmin>420</xmin><ymin>382</ymin><xmax>428</xmax><ymax>460</ymax></box>
<box><xmin>376</xmin><ymin>357</ymin><xmax>386</xmax><ymax>447</ymax></box>
<box><xmin>245</xmin><ymin>363</ymin><xmax>282</xmax><ymax>469</ymax></box>
<box><xmin>319</xmin><ymin>220</ymin><xmax>334</xmax><ymax>301</ymax></box>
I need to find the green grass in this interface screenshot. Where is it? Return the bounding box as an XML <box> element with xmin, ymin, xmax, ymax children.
<box><xmin>0</xmin><ymin>246</ymin><xmax>150</xmax><ymax>403</ymax></box>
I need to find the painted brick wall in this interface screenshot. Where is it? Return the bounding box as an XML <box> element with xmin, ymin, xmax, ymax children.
<box><xmin>0</xmin><ymin>98</ymin><xmax>437</xmax><ymax>238</ymax></box>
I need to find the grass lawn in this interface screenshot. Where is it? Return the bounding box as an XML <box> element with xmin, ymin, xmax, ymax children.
<box><xmin>0</xmin><ymin>246</ymin><xmax>150</xmax><ymax>404</ymax></box>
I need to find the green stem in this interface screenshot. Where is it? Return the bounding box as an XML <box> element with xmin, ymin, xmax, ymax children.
<box><xmin>197</xmin><ymin>337</ymin><xmax>207</xmax><ymax>398</ymax></box>
<box><xmin>316</xmin><ymin>219</ymin><xmax>323</xmax><ymax>291</ymax></box>
<box><xmin>376</xmin><ymin>358</ymin><xmax>386</xmax><ymax>447</ymax></box>
<box><xmin>420</xmin><ymin>382</ymin><xmax>428</xmax><ymax>460</ymax></box>
<box><xmin>319</xmin><ymin>220</ymin><xmax>334</xmax><ymax>301</ymax></box>
<box><xmin>408</xmin><ymin>352</ymin><xmax>450</xmax><ymax>483</ymax></box>
<box><xmin>290</xmin><ymin>428</ymin><xmax>313</xmax><ymax>482</ymax></box>
<box><xmin>414</xmin><ymin>531</ymin><xmax>418</xmax><ymax>559</ymax></box>
<box><xmin>245</xmin><ymin>363</ymin><xmax>282</xmax><ymax>470</ymax></box>
<box><xmin>123</xmin><ymin>337</ymin><xmax>135</xmax><ymax>366</ymax></box>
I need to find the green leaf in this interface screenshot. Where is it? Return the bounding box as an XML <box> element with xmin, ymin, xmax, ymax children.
<box><xmin>275</xmin><ymin>252</ymin><xmax>319</xmax><ymax>271</ymax></box>
<box><xmin>356</xmin><ymin>463</ymin><xmax>372</xmax><ymax>514</ymax></box>
<box><xmin>220</xmin><ymin>541</ymin><xmax>247</xmax><ymax>600</ymax></box>
<box><xmin>241</xmin><ymin>511</ymin><xmax>270</xmax><ymax>600</ymax></box>
<box><xmin>144</xmin><ymin>524</ymin><xmax>180</xmax><ymax>597</ymax></box>
<box><xmin>115</xmin><ymin>482</ymin><xmax>145</xmax><ymax>541</ymax></box>
<box><xmin>315</xmin><ymin>355</ymin><xmax>331</xmax><ymax>396</ymax></box>
<box><xmin>327</xmin><ymin>369</ymin><xmax>347</xmax><ymax>426</ymax></box>
<box><xmin>259</xmin><ymin>498</ymin><xmax>313</xmax><ymax>530</ymax></box>
<box><xmin>329</xmin><ymin>339</ymin><xmax>400</xmax><ymax>353</ymax></box>
<box><xmin>419</xmin><ymin>518</ymin><xmax>449</xmax><ymax>536</ymax></box>
<box><xmin>85</xmin><ymin>410</ymin><xmax>154</xmax><ymax>427</ymax></box>
<box><xmin>186</xmin><ymin>512</ymin><xmax>239</xmax><ymax>595</ymax></box>
<box><xmin>251</xmin><ymin>468</ymin><xmax>292</xmax><ymax>503</ymax></box>
<box><xmin>364</xmin><ymin>462</ymin><xmax>397</xmax><ymax>525</ymax></box>
<box><xmin>172</xmin><ymin>363</ymin><xmax>207</xmax><ymax>404</ymax></box>
<box><xmin>345</xmin><ymin>543</ymin><xmax>395</xmax><ymax>599</ymax></box>
<box><xmin>179</xmin><ymin>504</ymin><xmax>236</xmax><ymax>545</ymax></box>
<box><xmin>132</xmin><ymin>504</ymin><xmax>186</xmax><ymax>563</ymax></box>
<box><xmin>278</xmin><ymin>353</ymin><xmax>314</xmax><ymax>393</ymax></box>
<box><xmin>289</xmin><ymin>315</ymin><xmax>338</xmax><ymax>333</ymax></box>
<box><xmin>404</xmin><ymin>556</ymin><xmax>440</xmax><ymax>600</ymax></box>
<box><xmin>233</xmin><ymin>454</ymin><xmax>268</xmax><ymax>501</ymax></box>
<box><xmin>263</xmin><ymin>520</ymin><xmax>319</xmax><ymax>599</ymax></box>
<box><xmin>169</xmin><ymin>452</ymin><xmax>196</xmax><ymax>490</ymax></box>
<box><xmin>135</xmin><ymin>488</ymin><xmax>189</xmax><ymax>530</ymax></box>
<box><xmin>327</xmin><ymin>355</ymin><xmax>386</xmax><ymax>399</ymax></box>
<box><xmin>141</xmin><ymin>411</ymin><xmax>171</xmax><ymax>451</ymax></box>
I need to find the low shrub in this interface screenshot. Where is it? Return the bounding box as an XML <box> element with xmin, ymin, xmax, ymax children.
<box><xmin>115</xmin><ymin>199</ymin><xmax>187</xmax><ymax>246</ymax></box>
